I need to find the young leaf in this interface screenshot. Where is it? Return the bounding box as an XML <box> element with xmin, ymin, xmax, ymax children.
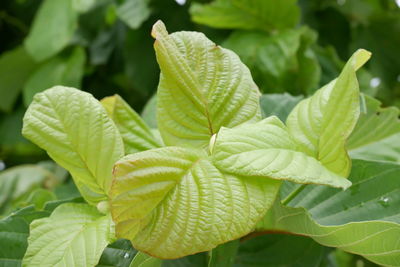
<box><xmin>24</xmin><ymin>0</ymin><xmax>78</xmax><ymax>62</ymax></box>
<box><xmin>286</xmin><ymin>49</ymin><xmax>371</xmax><ymax>177</ymax></box>
<box><xmin>110</xmin><ymin>146</ymin><xmax>280</xmax><ymax>258</ymax></box>
<box><xmin>257</xmin><ymin>159</ymin><xmax>400</xmax><ymax>266</ymax></box>
<box><xmin>347</xmin><ymin>94</ymin><xmax>400</xmax><ymax>150</ymax></box>
<box><xmin>190</xmin><ymin>0</ymin><xmax>300</xmax><ymax>32</ymax></box>
<box><xmin>152</xmin><ymin>21</ymin><xmax>261</xmax><ymax>148</ymax></box>
<box><xmin>129</xmin><ymin>252</ymin><xmax>162</xmax><ymax>267</ymax></box>
<box><xmin>101</xmin><ymin>95</ymin><xmax>162</xmax><ymax>154</ymax></box>
<box><xmin>212</xmin><ymin>117</ymin><xmax>351</xmax><ymax>189</ymax></box>
<box><xmin>0</xmin><ymin>198</ymin><xmax>82</xmax><ymax>266</ymax></box>
<box><xmin>23</xmin><ymin>203</ymin><xmax>114</xmax><ymax>267</ymax></box>
<box><xmin>22</xmin><ymin>86</ymin><xmax>124</xmax><ymax>205</ymax></box>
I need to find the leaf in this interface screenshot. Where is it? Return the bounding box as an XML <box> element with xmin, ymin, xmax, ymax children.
<box><xmin>223</xmin><ymin>27</ymin><xmax>321</xmax><ymax>95</ymax></box>
<box><xmin>141</xmin><ymin>95</ymin><xmax>157</xmax><ymax>129</ymax></box>
<box><xmin>129</xmin><ymin>252</ymin><xmax>161</xmax><ymax>267</ymax></box>
<box><xmin>212</xmin><ymin>117</ymin><xmax>351</xmax><ymax>189</ymax></box>
<box><xmin>23</xmin><ymin>47</ymin><xmax>86</xmax><ymax>106</ymax></box>
<box><xmin>0</xmin><ymin>198</ymin><xmax>83</xmax><ymax>266</ymax></box>
<box><xmin>260</xmin><ymin>93</ymin><xmax>303</xmax><ymax>121</ymax></box>
<box><xmin>110</xmin><ymin>146</ymin><xmax>280</xmax><ymax>258</ymax></box>
<box><xmin>236</xmin><ymin>234</ymin><xmax>324</xmax><ymax>267</ymax></box>
<box><xmin>257</xmin><ymin>159</ymin><xmax>400</xmax><ymax>267</ymax></box>
<box><xmin>350</xmin><ymin>133</ymin><xmax>400</xmax><ymax>163</ymax></box>
<box><xmin>0</xmin><ymin>46</ymin><xmax>37</xmax><ymax>112</ymax></box>
<box><xmin>347</xmin><ymin>95</ymin><xmax>400</xmax><ymax>150</ymax></box>
<box><xmin>285</xmin><ymin>49</ymin><xmax>371</xmax><ymax>177</ymax></box>
<box><xmin>24</xmin><ymin>0</ymin><xmax>78</xmax><ymax>62</ymax></box>
<box><xmin>101</xmin><ymin>95</ymin><xmax>161</xmax><ymax>154</ymax></box>
<box><xmin>152</xmin><ymin>21</ymin><xmax>261</xmax><ymax>148</ymax></box>
<box><xmin>22</xmin><ymin>86</ymin><xmax>124</xmax><ymax>205</ymax></box>
<box><xmin>208</xmin><ymin>240</ymin><xmax>239</xmax><ymax>267</ymax></box>
<box><xmin>97</xmin><ymin>239</ymin><xmax>136</xmax><ymax>267</ymax></box>
<box><xmin>190</xmin><ymin>0</ymin><xmax>300</xmax><ymax>32</ymax></box>
<box><xmin>117</xmin><ymin>0</ymin><xmax>151</xmax><ymax>29</ymax></box>
<box><xmin>0</xmin><ymin>165</ymin><xmax>54</xmax><ymax>215</ymax></box>
<box><xmin>72</xmin><ymin>0</ymin><xmax>96</xmax><ymax>13</ymax></box>
<box><xmin>22</xmin><ymin>203</ymin><xmax>114</xmax><ymax>267</ymax></box>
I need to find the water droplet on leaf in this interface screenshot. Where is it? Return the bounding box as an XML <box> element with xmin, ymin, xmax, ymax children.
<box><xmin>124</xmin><ymin>253</ymin><xmax>129</xmax><ymax>258</ymax></box>
<box><xmin>378</xmin><ymin>196</ymin><xmax>390</xmax><ymax>207</ymax></box>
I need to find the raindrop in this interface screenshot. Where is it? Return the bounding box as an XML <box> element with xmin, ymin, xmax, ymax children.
<box><xmin>175</xmin><ymin>0</ymin><xmax>186</xmax><ymax>5</ymax></box>
<box><xmin>0</xmin><ymin>161</ymin><xmax>5</xmax><ymax>171</ymax></box>
<box><xmin>378</xmin><ymin>196</ymin><xmax>390</xmax><ymax>207</ymax></box>
<box><xmin>123</xmin><ymin>252</ymin><xmax>130</xmax><ymax>259</ymax></box>
<box><xmin>370</xmin><ymin>77</ymin><xmax>381</xmax><ymax>88</ymax></box>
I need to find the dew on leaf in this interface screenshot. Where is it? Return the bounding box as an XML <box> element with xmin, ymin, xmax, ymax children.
<box><xmin>378</xmin><ymin>196</ymin><xmax>390</xmax><ymax>207</ymax></box>
<box><xmin>123</xmin><ymin>252</ymin><xmax>130</xmax><ymax>259</ymax></box>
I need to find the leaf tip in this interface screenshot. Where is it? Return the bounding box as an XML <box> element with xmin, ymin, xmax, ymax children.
<box><xmin>151</xmin><ymin>20</ymin><xmax>168</xmax><ymax>39</ymax></box>
<box><xmin>350</xmin><ymin>49</ymin><xmax>372</xmax><ymax>71</ymax></box>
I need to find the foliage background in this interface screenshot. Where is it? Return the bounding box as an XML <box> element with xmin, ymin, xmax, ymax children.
<box><xmin>0</xmin><ymin>0</ymin><xmax>399</xmax><ymax>266</ymax></box>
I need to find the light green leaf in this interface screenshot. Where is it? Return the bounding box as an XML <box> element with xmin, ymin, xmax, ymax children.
<box><xmin>208</xmin><ymin>240</ymin><xmax>239</xmax><ymax>267</ymax></box>
<box><xmin>0</xmin><ymin>46</ymin><xmax>37</xmax><ymax>112</ymax></box>
<box><xmin>22</xmin><ymin>86</ymin><xmax>124</xmax><ymax>205</ymax></box>
<box><xmin>141</xmin><ymin>95</ymin><xmax>157</xmax><ymax>129</ymax></box>
<box><xmin>110</xmin><ymin>146</ymin><xmax>280</xmax><ymax>258</ymax></box>
<box><xmin>152</xmin><ymin>21</ymin><xmax>261</xmax><ymax>148</ymax></box>
<box><xmin>257</xmin><ymin>159</ymin><xmax>400</xmax><ymax>267</ymax></box>
<box><xmin>117</xmin><ymin>0</ymin><xmax>151</xmax><ymax>29</ymax></box>
<box><xmin>24</xmin><ymin>0</ymin><xmax>78</xmax><ymax>62</ymax></box>
<box><xmin>101</xmin><ymin>95</ymin><xmax>161</xmax><ymax>154</ymax></box>
<box><xmin>350</xmin><ymin>133</ymin><xmax>400</xmax><ymax>163</ymax></box>
<box><xmin>348</xmin><ymin>94</ymin><xmax>400</xmax><ymax>150</ymax></box>
<box><xmin>23</xmin><ymin>47</ymin><xmax>86</xmax><ymax>106</ymax></box>
<box><xmin>213</xmin><ymin>117</ymin><xmax>351</xmax><ymax>189</ymax></box>
<box><xmin>223</xmin><ymin>27</ymin><xmax>320</xmax><ymax>95</ymax></box>
<box><xmin>129</xmin><ymin>252</ymin><xmax>161</xmax><ymax>267</ymax></box>
<box><xmin>190</xmin><ymin>0</ymin><xmax>300</xmax><ymax>32</ymax></box>
<box><xmin>260</xmin><ymin>93</ymin><xmax>303</xmax><ymax>121</ymax></box>
<box><xmin>23</xmin><ymin>203</ymin><xmax>114</xmax><ymax>267</ymax></box>
<box><xmin>0</xmin><ymin>198</ymin><xmax>83</xmax><ymax>266</ymax></box>
<box><xmin>286</xmin><ymin>49</ymin><xmax>371</xmax><ymax>177</ymax></box>
<box><xmin>72</xmin><ymin>0</ymin><xmax>96</xmax><ymax>13</ymax></box>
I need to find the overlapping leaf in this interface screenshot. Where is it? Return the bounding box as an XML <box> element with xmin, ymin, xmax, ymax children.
<box><xmin>212</xmin><ymin>117</ymin><xmax>351</xmax><ymax>189</ymax></box>
<box><xmin>286</xmin><ymin>49</ymin><xmax>371</xmax><ymax>177</ymax></box>
<box><xmin>257</xmin><ymin>159</ymin><xmax>400</xmax><ymax>266</ymax></box>
<box><xmin>22</xmin><ymin>86</ymin><xmax>124</xmax><ymax>205</ymax></box>
<box><xmin>348</xmin><ymin>94</ymin><xmax>400</xmax><ymax>150</ymax></box>
<box><xmin>152</xmin><ymin>21</ymin><xmax>261</xmax><ymax>148</ymax></box>
<box><xmin>101</xmin><ymin>95</ymin><xmax>161</xmax><ymax>154</ymax></box>
<box><xmin>23</xmin><ymin>203</ymin><xmax>114</xmax><ymax>267</ymax></box>
<box><xmin>190</xmin><ymin>0</ymin><xmax>300</xmax><ymax>32</ymax></box>
<box><xmin>110</xmin><ymin>146</ymin><xmax>280</xmax><ymax>258</ymax></box>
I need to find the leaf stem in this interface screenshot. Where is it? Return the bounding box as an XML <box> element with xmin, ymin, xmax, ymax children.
<box><xmin>281</xmin><ymin>184</ymin><xmax>307</xmax><ymax>205</ymax></box>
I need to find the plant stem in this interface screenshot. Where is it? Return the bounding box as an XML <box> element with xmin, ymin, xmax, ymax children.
<box><xmin>281</xmin><ymin>184</ymin><xmax>307</xmax><ymax>205</ymax></box>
